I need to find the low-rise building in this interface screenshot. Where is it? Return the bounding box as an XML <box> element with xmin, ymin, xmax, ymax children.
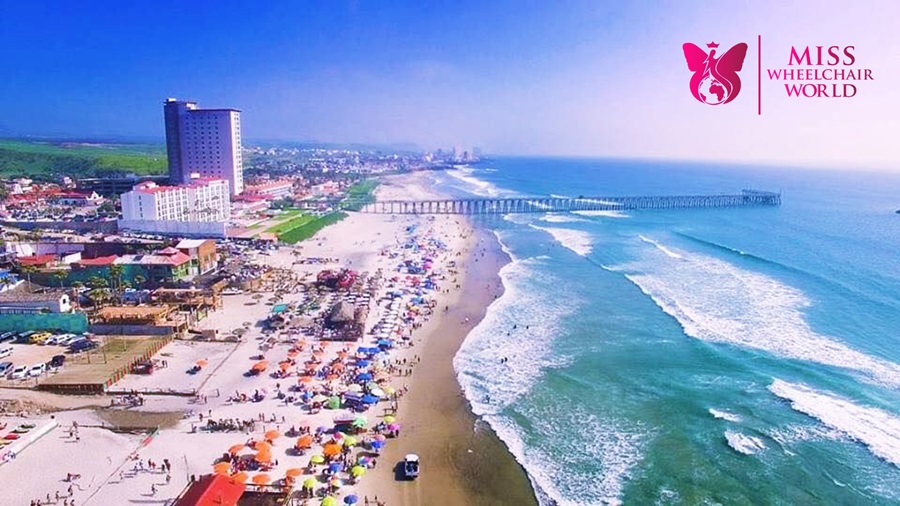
<box><xmin>0</xmin><ymin>287</ymin><xmax>72</xmax><ymax>314</ymax></box>
<box><xmin>244</xmin><ymin>179</ymin><xmax>293</xmax><ymax>200</ymax></box>
<box><xmin>176</xmin><ymin>239</ymin><xmax>218</xmax><ymax>276</ymax></box>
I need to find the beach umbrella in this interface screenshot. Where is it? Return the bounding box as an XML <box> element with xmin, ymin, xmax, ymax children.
<box><xmin>351</xmin><ymin>416</ymin><xmax>367</xmax><ymax>428</ymax></box>
<box><xmin>213</xmin><ymin>462</ymin><xmax>232</xmax><ymax>475</ymax></box>
<box><xmin>361</xmin><ymin>394</ymin><xmax>379</xmax><ymax>404</ymax></box>
<box><xmin>254</xmin><ymin>452</ymin><xmax>272</xmax><ymax>463</ymax></box>
<box><xmin>321</xmin><ymin>497</ymin><xmax>338</xmax><ymax>506</ymax></box>
<box><xmin>303</xmin><ymin>477</ymin><xmax>317</xmax><ymax>489</ymax></box>
<box><xmin>350</xmin><ymin>465</ymin><xmax>366</xmax><ymax>478</ymax></box>
<box><xmin>323</xmin><ymin>443</ymin><xmax>342</xmax><ymax>457</ymax></box>
<box><xmin>369</xmin><ymin>387</ymin><xmax>385</xmax><ymax>398</ymax></box>
<box><xmin>330</xmin><ymin>478</ymin><xmax>343</xmax><ymax>488</ymax></box>
<box><xmin>316</xmin><ymin>426</ymin><xmax>328</xmax><ymax>434</ymax></box>
<box><xmin>383</xmin><ymin>386</ymin><xmax>396</xmax><ymax>396</ymax></box>
<box><xmin>370</xmin><ymin>439</ymin><xmax>385</xmax><ymax>450</ymax></box>
<box><xmin>373</xmin><ymin>434</ymin><xmax>386</xmax><ymax>442</ymax></box>
<box><xmin>343</xmin><ymin>436</ymin><xmax>358</xmax><ymax>447</ymax></box>
<box><xmin>310</xmin><ymin>455</ymin><xmax>325</xmax><ymax>465</ymax></box>
<box><xmin>344</xmin><ymin>495</ymin><xmax>359</xmax><ymax>505</ymax></box>
<box><xmin>279</xmin><ymin>362</ymin><xmax>291</xmax><ymax>372</ymax></box>
<box><xmin>357</xmin><ymin>456</ymin><xmax>370</xmax><ymax>466</ymax></box>
<box><xmin>387</xmin><ymin>423</ymin><xmax>400</xmax><ymax>431</ymax></box>
<box><xmin>331</xmin><ymin>431</ymin><xmax>344</xmax><ymax>441</ymax></box>
<box><xmin>355</xmin><ymin>373</ymin><xmax>373</xmax><ymax>382</ymax></box>
<box><xmin>231</xmin><ymin>471</ymin><xmax>248</xmax><ymax>484</ymax></box>
<box><xmin>285</xmin><ymin>468</ymin><xmax>304</xmax><ymax>478</ymax></box>
<box><xmin>228</xmin><ymin>444</ymin><xmax>246</xmax><ymax>454</ymax></box>
<box><xmin>325</xmin><ymin>396</ymin><xmax>341</xmax><ymax>409</ymax></box>
<box><xmin>255</xmin><ymin>441</ymin><xmax>272</xmax><ymax>451</ymax></box>
<box><xmin>311</xmin><ymin>394</ymin><xmax>328</xmax><ymax>403</ymax></box>
<box><xmin>265</xmin><ymin>430</ymin><xmax>281</xmax><ymax>440</ymax></box>
<box><xmin>356</xmin><ymin>360</ymin><xmax>371</xmax><ymax>367</ymax></box>
<box><xmin>383</xmin><ymin>415</ymin><xmax>396</xmax><ymax>424</ymax></box>
<box><xmin>196</xmin><ymin>359</ymin><xmax>208</xmax><ymax>367</ymax></box>
<box><xmin>252</xmin><ymin>474</ymin><xmax>271</xmax><ymax>485</ymax></box>
<box><xmin>296</xmin><ymin>435</ymin><xmax>313</xmax><ymax>449</ymax></box>
<box><xmin>298</xmin><ymin>376</ymin><xmax>313</xmax><ymax>383</ymax></box>
<box><xmin>347</xmin><ymin>384</ymin><xmax>363</xmax><ymax>392</ymax></box>
<box><xmin>328</xmin><ymin>462</ymin><xmax>343</xmax><ymax>473</ymax></box>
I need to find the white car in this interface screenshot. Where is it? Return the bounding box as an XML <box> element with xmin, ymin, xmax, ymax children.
<box><xmin>9</xmin><ymin>365</ymin><xmax>28</xmax><ymax>380</ymax></box>
<box><xmin>55</xmin><ymin>334</ymin><xmax>75</xmax><ymax>345</ymax></box>
<box><xmin>57</xmin><ymin>335</ymin><xmax>79</xmax><ymax>346</ymax></box>
<box><xmin>28</xmin><ymin>363</ymin><xmax>46</xmax><ymax>377</ymax></box>
<box><xmin>0</xmin><ymin>347</ymin><xmax>12</xmax><ymax>359</ymax></box>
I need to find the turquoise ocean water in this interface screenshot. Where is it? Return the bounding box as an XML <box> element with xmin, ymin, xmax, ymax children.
<box><xmin>434</xmin><ymin>158</ymin><xmax>900</xmax><ymax>505</ymax></box>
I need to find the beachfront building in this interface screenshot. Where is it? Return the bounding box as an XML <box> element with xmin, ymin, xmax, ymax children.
<box><xmin>176</xmin><ymin>239</ymin><xmax>218</xmax><ymax>276</ymax></box>
<box><xmin>164</xmin><ymin>98</ymin><xmax>244</xmax><ymax>195</ymax></box>
<box><xmin>243</xmin><ymin>179</ymin><xmax>294</xmax><ymax>200</ymax></box>
<box><xmin>119</xmin><ymin>179</ymin><xmax>231</xmax><ymax>238</ymax></box>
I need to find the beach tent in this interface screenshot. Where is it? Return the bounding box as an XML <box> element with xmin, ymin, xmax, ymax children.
<box><xmin>174</xmin><ymin>473</ymin><xmax>245</xmax><ymax>506</ymax></box>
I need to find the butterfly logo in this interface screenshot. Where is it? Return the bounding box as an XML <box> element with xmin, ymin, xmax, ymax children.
<box><xmin>683</xmin><ymin>41</ymin><xmax>748</xmax><ymax>105</ymax></box>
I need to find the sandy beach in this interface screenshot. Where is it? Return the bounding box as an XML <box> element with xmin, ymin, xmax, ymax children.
<box><xmin>0</xmin><ymin>171</ymin><xmax>536</xmax><ymax>506</ymax></box>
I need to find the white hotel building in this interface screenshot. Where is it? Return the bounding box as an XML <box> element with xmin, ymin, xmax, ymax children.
<box><xmin>119</xmin><ymin>179</ymin><xmax>231</xmax><ymax>238</ymax></box>
<box><xmin>164</xmin><ymin>98</ymin><xmax>244</xmax><ymax>195</ymax></box>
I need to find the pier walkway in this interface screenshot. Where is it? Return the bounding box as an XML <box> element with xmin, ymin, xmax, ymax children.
<box><xmin>357</xmin><ymin>189</ymin><xmax>781</xmax><ymax>215</ymax></box>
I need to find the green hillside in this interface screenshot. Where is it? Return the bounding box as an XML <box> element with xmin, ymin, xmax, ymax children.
<box><xmin>0</xmin><ymin>139</ymin><xmax>167</xmax><ymax>180</ymax></box>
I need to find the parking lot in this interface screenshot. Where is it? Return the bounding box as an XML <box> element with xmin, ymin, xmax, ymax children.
<box><xmin>0</xmin><ymin>342</ymin><xmax>68</xmax><ymax>385</ymax></box>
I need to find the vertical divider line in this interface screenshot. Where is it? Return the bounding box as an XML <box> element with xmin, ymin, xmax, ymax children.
<box><xmin>758</xmin><ymin>34</ymin><xmax>762</xmax><ymax>115</ymax></box>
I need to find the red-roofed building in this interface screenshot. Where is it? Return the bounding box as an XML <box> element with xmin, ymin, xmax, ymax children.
<box><xmin>52</xmin><ymin>191</ymin><xmax>103</xmax><ymax>206</ymax></box>
<box><xmin>119</xmin><ymin>179</ymin><xmax>230</xmax><ymax>238</ymax></box>
<box><xmin>173</xmin><ymin>474</ymin><xmax>245</xmax><ymax>506</ymax></box>
<box><xmin>244</xmin><ymin>179</ymin><xmax>293</xmax><ymax>200</ymax></box>
<box><xmin>17</xmin><ymin>254</ymin><xmax>57</xmax><ymax>268</ymax></box>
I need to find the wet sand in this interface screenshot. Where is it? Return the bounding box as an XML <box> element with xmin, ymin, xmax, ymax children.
<box><xmin>362</xmin><ymin>227</ymin><xmax>538</xmax><ymax>506</ymax></box>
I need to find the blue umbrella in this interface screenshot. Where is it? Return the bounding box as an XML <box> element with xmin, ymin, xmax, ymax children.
<box><xmin>356</xmin><ymin>373</ymin><xmax>373</xmax><ymax>382</ymax></box>
<box><xmin>356</xmin><ymin>360</ymin><xmax>370</xmax><ymax>367</ymax></box>
<box><xmin>361</xmin><ymin>394</ymin><xmax>379</xmax><ymax>404</ymax></box>
<box><xmin>376</xmin><ymin>339</ymin><xmax>393</xmax><ymax>347</ymax></box>
<box><xmin>371</xmin><ymin>440</ymin><xmax>385</xmax><ymax>449</ymax></box>
<box><xmin>344</xmin><ymin>495</ymin><xmax>358</xmax><ymax>505</ymax></box>
<box><xmin>328</xmin><ymin>462</ymin><xmax>343</xmax><ymax>473</ymax></box>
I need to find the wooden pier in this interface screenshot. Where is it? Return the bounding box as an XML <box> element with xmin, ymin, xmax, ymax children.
<box><xmin>357</xmin><ymin>189</ymin><xmax>781</xmax><ymax>215</ymax></box>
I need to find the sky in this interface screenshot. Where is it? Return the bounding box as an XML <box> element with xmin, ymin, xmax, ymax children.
<box><xmin>1</xmin><ymin>0</ymin><xmax>899</xmax><ymax>169</ymax></box>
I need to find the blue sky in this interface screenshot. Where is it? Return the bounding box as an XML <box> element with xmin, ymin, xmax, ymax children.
<box><xmin>1</xmin><ymin>1</ymin><xmax>898</xmax><ymax>168</ymax></box>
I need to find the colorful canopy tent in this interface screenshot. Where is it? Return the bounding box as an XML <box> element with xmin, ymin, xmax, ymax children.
<box><xmin>174</xmin><ymin>473</ymin><xmax>245</xmax><ymax>506</ymax></box>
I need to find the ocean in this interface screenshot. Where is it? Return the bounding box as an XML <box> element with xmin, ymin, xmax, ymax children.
<box><xmin>433</xmin><ymin>158</ymin><xmax>900</xmax><ymax>505</ymax></box>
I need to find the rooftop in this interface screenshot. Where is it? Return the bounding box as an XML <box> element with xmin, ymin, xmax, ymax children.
<box><xmin>0</xmin><ymin>287</ymin><xmax>66</xmax><ymax>303</ymax></box>
<box><xmin>176</xmin><ymin>239</ymin><xmax>213</xmax><ymax>249</ymax></box>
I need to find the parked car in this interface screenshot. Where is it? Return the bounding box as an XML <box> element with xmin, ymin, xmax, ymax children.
<box><xmin>402</xmin><ymin>454</ymin><xmax>420</xmax><ymax>480</ymax></box>
<box><xmin>31</xmin><ymin>332</ymin><xmax>52</xmax><ymax>344</ymax></box>
<box><xmin>0</xmin><ymin>362</ymin><xmax>12</xmax><ymax>376</ymax></box>
<box><xmin>0</xmin><ymin>347</ymin><xmax>11</xmax><ymax>359</ymax></box>
<box><xmin>44</xmin><ymin>335</ymin><xmax>61</xmax><ymax>345</ymax></box>
<box><xmin>9</xmin><ymin>365</ymin><xmax>28</xmax><ymax>380</ymax></box>
<box><xmin>28</xmin><ymin>363</ymin><xmax>46</xmax><ymax>377</ymax></box>
<box><xmin>0</xmin><ymin>332</ymin><xmax>16</xmax><ymax>343</ymax></box>
<box><xmin>15</xmin><ymin>331</ymin><xmax>36</xmax><ymax>343</ymax></box>
<box><xmin>49</xmin><ymin>355</ymin><xmax>66</xmax><ymax>368</ymax></box>
<box><xmin>57</xmin><ymin>335</ymin><xmax>80</xmax><ymax>346</ymax></box>
<box><xmin>69</xmin><ymin>339</ymin><xmax>96</xmax><ymax>353</ymax></box>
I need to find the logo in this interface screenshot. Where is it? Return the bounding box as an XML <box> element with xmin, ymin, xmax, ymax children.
<box><xmin>683</xmin><ymin>41</ymin><xmax>748</xmax><ymax>105</ymax></box>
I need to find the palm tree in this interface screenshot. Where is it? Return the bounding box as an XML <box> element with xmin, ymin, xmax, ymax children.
<box><xmin>51</xmin><ymin>270</ymin><xmax>67</xmax><ymax>288</ymax></box>
<box><xmin>134</xmin><ymin>274</ymin><xmax>146</xmax><ymax>290</ymax></box>
<box><xmin>109</xmin><ymin>264</ymin><xmax>124</xmax><ymax>304</ymax></box>
<box><xmin>19</xmin><ymin>265</ymin><xmax>38</xmax><ymax>285</ymax></box>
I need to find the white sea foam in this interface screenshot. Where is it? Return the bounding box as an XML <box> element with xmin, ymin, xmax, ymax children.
<box><xmin>549</xmin><ymin>193</ymin><xmax>570</xmax><ymax>199</ymax></box>
<box><xmin>769</xmin><ymin>379</ymin><xmax>900</xmax><ymax>467</ymax></box>
<box><xmin>638</xmin><ymin>235</ymin><xmax>683</xmax><ymax>259</ymax></box>
<box><xmin>540</xmin><ymin>213</ymin><xmax>587</xmax><ymax>224</ymax></box>
<box><xmin>481</xmin><ymin>406</ymin><xmax>648</xmax><ymax>506</ymax></box>
<box><xmin>445</xmin><ymin>166</ymin><xmax>509</xmax><ymax>197</ymax></box>
<box><xmin>574</xmin><ymin>210</ymin><xmax>631</xmax><ymax>219</ymax></box>
<box><xmin>529</xmin><ymin>224</ymin><xmax>593</xmax><ymax>256</ymax></box>
<box><xmin>709</xmin><ymin>408</ymin><xmax>742</xmax><ymax>422</ymax></box>
<box><xmin>724</xmin><ymin>430</ymin><xmax>766</xmax><ymax>455</ymax></box>
<box><xmin>455</xmin><ymin>256</ymin><xmax>575</xmax><ymax>412</ymax></box>
<box><xmin>619</xmin><ymin>239</ymin><xmax>900</xmax><ymax>388</ymax></box>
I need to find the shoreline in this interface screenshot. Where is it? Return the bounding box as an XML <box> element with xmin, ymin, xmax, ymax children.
<box><xmin>359</xmin><ymin>174</ymin><xmax>538</xmax><ymax>505</ymax></box>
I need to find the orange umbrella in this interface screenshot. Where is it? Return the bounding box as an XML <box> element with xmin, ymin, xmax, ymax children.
<box><xmin>231</xmin><ymin>471</ymin><xmax>249</xmax><ymax>484</ymax></box>
<box><xmin>296</xmin><ymin>434</ymin><xmax>313</xmax><ymax>449</ymax></box>
<box><xmin>298</xmin><ymin>376</ymin><xmax>313</xmax><ymax>383</ymax></box>
<box><xmin>265</xmin><ymin>430</ymin><xmax>281</xmax><ymax>440</ymax></box>
<box><xmin>255</xmin><ymin>441</ymin><xmax>272</xmax><ymax>451</ymax></box>
<box><xmin>252</xmin><ymin>474</ymin><xmax>271</xmax><ymax>485</ymax></box>
<box><xmin>285</xmin><ymin>468</ymin><xmax>303</xmax><ymax>478</ymax></box>
<box><xmin>213</xmin><ymin>462</ymin><xmax>232</xmax><ymax>473</ymax></box>
<box><xmin>252</xmin><ymin>361</ymin><xmax>268</xmax><ymax>371</ymax></box>
<box><xmin>322</xmin><ymin>443</ymin><xmax>342</xmax><ymax>457</ymax></box>
<box><xmin>287</xmin><ymin>350</ymin><xmax>299</xmax><ymax>357</ymax></box>
<box><xmin>279</xmin><ymin>362</ymin><xmax>291</xmax><ymax>372</ymax></box>
<box><xmin>196</xmin><ymin>359</ymin><xmax>208</xmax><ymax>367</ymax></box>
<box><xmin>228</xmin><ymin>444</ymin><xmax>245</xmax><ymax>455</ymax></box>
<box><xmin>255</xmin><ymin>452</ymin><xmax>272</xmax><ymax>463</ymax></box>
<box><xmin>331</xmin><ymin>362</ymin><xmax>345</xmax><ymax>371</ymax></box>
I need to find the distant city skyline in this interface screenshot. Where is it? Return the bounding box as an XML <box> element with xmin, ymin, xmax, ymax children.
<box><xmin>1</xmin><ymin>1</ymin><xmax>899</xmax><ymax>170</ymax></box>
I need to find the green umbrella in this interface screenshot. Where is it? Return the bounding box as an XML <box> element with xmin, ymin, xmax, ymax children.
<box><xmin>321</xmin><ymin>497</ymin><xmax>338</xmax><ymax>506</ymax></box>
<box><xmin>310</xmin><ymin>455</ymin><xmax>325</xmax><ymax>464</ymax></box>
<box><xmin>326</xmin><ymin>396</ymin><xmax>341</xmax><ymax>409</ymax></box>
<box><xmin>351</xmin><ymin>416</ymin><xmax>367</xmax><ymax>428</ymax></box>
<box><xmin>303</xmin><ymin>477</ymin><xmax>317</xmax><ymax>489</ymax></box>
<box><xmin>350</xmin><ymin>465</ymin><xmax>366</xmax><ymax>477</ymax></box>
